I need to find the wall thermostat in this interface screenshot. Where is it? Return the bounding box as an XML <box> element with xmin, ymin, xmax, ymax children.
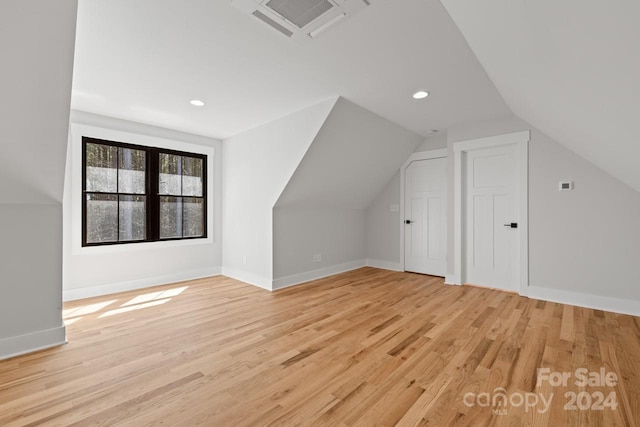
<box><xmin>559</xmin><ymin>181</ymin><xmax>574</xmax><ymax>191</ymax></box>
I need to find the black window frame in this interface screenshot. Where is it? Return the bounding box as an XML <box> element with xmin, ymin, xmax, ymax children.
<box><xmin>82</xmin><ymin>136</ymin><xmax>208</xmax><ymax>247</ymax></box>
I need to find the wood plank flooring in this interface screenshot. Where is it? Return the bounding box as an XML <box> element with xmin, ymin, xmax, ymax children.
<box><xmin>1</xmin><ymin>267</ymin><xmax>639</xmax><ymax>426</ymax></box>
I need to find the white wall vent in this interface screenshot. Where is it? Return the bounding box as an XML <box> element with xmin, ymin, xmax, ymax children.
<box><xmin>232</xmin><ymin>0</ymin><xmax>369</xmax><ymax>41</ymax></box>
<box><xmin>252</xmin><ymin>10</ymin><xmax>295</xmax><ymax>37</ymax></box>
<box><xmin>266</xmin><ymin>0</ymin><xmax>334</xmax><ymax>29</ymax></box>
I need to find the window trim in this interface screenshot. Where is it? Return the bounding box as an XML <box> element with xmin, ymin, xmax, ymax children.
<box><xmin>82</xmin><ymin>136</ymin><xmax>208</xmax><ymax>247</ymax></box>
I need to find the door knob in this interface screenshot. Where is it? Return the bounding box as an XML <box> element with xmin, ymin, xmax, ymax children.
<box><xmin>405</xmin><ymin>220</ymin><xmax>413</xmax><ymax>224</ymax></box>
<box><xmin>504</xmin><ymin>223</ymin><xmax>518</xmax><ymax>228</ymax></box>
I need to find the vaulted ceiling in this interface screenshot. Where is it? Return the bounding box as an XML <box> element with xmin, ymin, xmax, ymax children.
<box><xmin>72</xmin><ymin>0</ymin><xmax>509</xmax><ymax>139</ymax></box>
<box><xmin>73</xmin><ymin>0</ymin><xmax>640</xmax><ymax>194</ymax></box>
<box><xmin>275</xmin><ymin>97</ymin><xmax>422</xmax><ymax>209</ymax></box>
<box><xmin>1</xmin><ymin>0</ymin><xmax>77</xmax><ymax>204</ymax></box>
<box><xmin>440</xmin><ymin>0</ymin><xmax>640</xmax><ymax>192</ymax></box>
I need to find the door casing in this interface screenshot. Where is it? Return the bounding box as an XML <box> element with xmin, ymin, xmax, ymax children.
<box><xmin>452</xmin><ymin>131</ymin><xmax>530</xmax><ymax>295</ymax></box>
<box><xmin>400</xmin><ymin>149</ymin><xmax>448</xmax><ymax>274</ymax></box>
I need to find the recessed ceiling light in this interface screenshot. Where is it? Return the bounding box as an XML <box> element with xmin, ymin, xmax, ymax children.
<box><xmin>412</xmin><ymin>91</ymin><xmax>429</xmax><ymax>100</ymax></box>
<box><xmin>190</xmin><ymin>99</ymin><xmax>205</xmax><ymax>107</ymax></box>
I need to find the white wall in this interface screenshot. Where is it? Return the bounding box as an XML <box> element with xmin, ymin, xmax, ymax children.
<box><xmin>366</xmin><ymin>173</ymin><xmax>401</xmax><ymax>269</ymax></box>
<box><xmin>446</xmin><ymin>116</ymin><xmax>640</xmax><ymax>308</ymax></box>
<box><xmin>0</xmin><ymin>0</ymin><xmax>78</xmax><ymax>359</ymax></box>
<box><xmin>273</xmin><ymin>98</ymin><xmax>422</xmax><ymax>284</ymax></box>
<box><xmin>63</xmin><ymin>111</ymin><xmax>222</xmax><ymax>300</ymax></box>
<box><xmin>222</xmin><ymin>99</ymin><xmax>337</xmax><ymax>289</ymax></box>
<box><xmin>275</xmin><ymin>98</ymin><xmax>423</xmax><ymax>209</ymax></box>
<box><xmin>273</xmin><ymin>208</ymin><xmax>366</xmax><ymax>288</ymax></box>
<box><xmin>415</xmin><ymin>132</ymin><xmax>447</xmax><ymax>152</ymax></box>
<box><xmin>365</xmin><ymin>134</ymin><xmax>447</xmax><ymax>268</ymax></box>
<box><xmin>0</xmin><ymin>206</ymin><xmax>66</xmax><ymax>358</ymax></box>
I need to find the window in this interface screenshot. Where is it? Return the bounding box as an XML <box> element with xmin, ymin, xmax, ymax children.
<box><xmin>82</xmin><ymin>137</ymin><xmax>207</xmax><ymax>246</ymax></box>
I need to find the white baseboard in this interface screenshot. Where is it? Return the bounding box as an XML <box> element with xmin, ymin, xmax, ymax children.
<box><xmin>444</xmin><ymin>275</ymin><xmax>459</xmax><ymax>285</ymax></box>
<box><xmin>63</xmin><ymin>267</ymin><xmax>222</xmax><ymax>301</ymax></box>
<box><xmin>527</xmin><ymin>286</ymin><xmax>640</xmax><ymax>317</ymax></box>
<box><xmin>272</xmin><ymin>259</ymin><xmax>367</xmax><ymax>291</ymax></box>
<box><xmin>441</xmin><ymin>277</ymin><xmax>639</xmax><ymax>315</ymax></box>
<box><xmin>0</xmin><ymin>325</ymin><xmax>67</xmax><ymax>361</ymax></box>
<box><xmin>221</xmin><ymin>267</ymin><xmax>273</xmax><ymax>291</ymax></box>
<box><xmin>366</xmin><ymin>259</ymin><xmax>402</xmax><ymax>272</ymax></box>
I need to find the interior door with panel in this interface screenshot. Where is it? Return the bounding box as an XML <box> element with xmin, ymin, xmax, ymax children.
<box><xmin>404</xmin><ymin>157</ymin><xmax>447</xmax><ymax>276</ymax></box>
<box><xmin>464</xmin><ymin>144</ymin><xmax>519</xmax><ymax>291</ymax></box>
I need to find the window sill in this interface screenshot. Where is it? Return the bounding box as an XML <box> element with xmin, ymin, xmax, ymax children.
<box><xmin>73</xmin><ymin>236</ymin><xmax>214</xmax><ymax>256</ymax></box>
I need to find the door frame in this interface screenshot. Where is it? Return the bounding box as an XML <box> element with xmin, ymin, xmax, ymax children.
<box><xmin>400</xmin><ymin>149</ymin><xmax>448</xmax><ymax>273</ymax></box>
<box><xmin>452</xmin><ymin>131</ymin><xmax>530</xmax><ymax>295</ymax></box>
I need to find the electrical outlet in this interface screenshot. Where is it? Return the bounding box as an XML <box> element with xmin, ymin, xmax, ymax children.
<box><xmin>559</xmin><ymin>181</ymin><xmax>574</xmax><ymax>191</ymax></box>
<box><xmin>312</xmin><ymin>253</ymin><xmax>322</xmax><ymax>263</ymax></box>
<box><xmin>242</xmin><ymin>255</ymin><xmax>247</xmax><ymax>265</ymax></box>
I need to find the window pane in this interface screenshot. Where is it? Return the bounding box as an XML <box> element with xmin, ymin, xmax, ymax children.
<box><xmin>118</xmin><ymin>148</ymin><xmax>146</xmax><ymax>194</ymax></box>
<box><xmin>119</xmin><ymin>195</ymin><xmax>146</xmax><ymax>241</ymax></box>
<box><xmin>86</xmin><ymin>143</ymin><xmax>117</xmax><ymax>192</ymax></box>
<box><xmin>159</xmin><ymin>153</ymin><xmax>181</xmax><ymax>195</ymax></box>
<box><xmin>183</xmin><ymin>197</ymin><xmax>204</xmax><ymax>237</ymax></box>
<box><xmin>86</xmin><ymin>194</ymin><xmax>118</xmax><ymax>243</ymax></box>
<box><xmin>160</xmin><ymin>196</ymin><xmax>182</xmax><ymax>238</ymax></box>
<box><xmin>182</xmin><ymin>157</ymin><xmax>203</xmax><ymax>197</ymax></box>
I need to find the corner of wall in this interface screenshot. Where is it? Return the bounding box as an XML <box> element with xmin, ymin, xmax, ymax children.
<box><xmin>221</xmin><ymin>267</ymin><xmax>273</xmax><ymax>291</ymax></box>
<box><xmin>222</xmin><ymin>99</ymin><xmax>338</xmax><ymax>289</ymax></box>
<box><xmin>0</xmin><ymin>325</ymin><xmax>67</xmax><ymax>361</ymax></box>
<box><xmin>366</xmin><ymin>259</ymin><xmax>402</xmax><ymax>272</ymax></box>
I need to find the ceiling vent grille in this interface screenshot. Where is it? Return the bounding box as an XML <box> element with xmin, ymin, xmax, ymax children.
<box><xmin>252</xmin><ymin>10</ymin><xmax>294</xmax><ymax>37</ymax></box>
<box><xmin>265</xmin><ymin>0</ymin><xmax>334</xmax><ymax>29</ymax></box>
<box><xmin>232</xmin><ymin>0</ymin><xmax>370</xmax><ymax>42</ymax></box>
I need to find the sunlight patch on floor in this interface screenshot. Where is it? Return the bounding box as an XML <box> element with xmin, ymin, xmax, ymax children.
<box><xmin>63</xmin><ymin>286</ymin><xmax>189</xmax><ymax>325</ymax></box>
<box><xmin>63</xmin><ymin>300</ymin><xmax>117</xmax><ymax>319</ymax></box>
<box><xmin>122</xmin><ymin>286</ymin><xmax>188</xmax><ymax>307</ymax></box>
<box><xmin>99</xmin><ymin>298</ymin><xmax>171</xmax><ymax>318</ymax></box>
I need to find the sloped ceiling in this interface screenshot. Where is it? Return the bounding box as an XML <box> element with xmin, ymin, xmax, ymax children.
<box><xmin>275</xmin><ymin>97</ymin><xmax>422</xmax><ymax>209</ymax></box>
<box><xmin>72</xmin><ymin>0</ymin><xmax>509</xmax><ymax>139</ymax></box>
<box><xmin>0</xmin><ymin>1</ymin><xmax>77</xmax><ymax>204</ymax></box>
<box><xmin>440</xmin><ymin>0</ymin><xmax>640</xmax><ymax>192</ymax></box>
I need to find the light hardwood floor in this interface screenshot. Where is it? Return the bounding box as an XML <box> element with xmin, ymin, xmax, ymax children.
<box><xmin>1</xmin><ymin>268</ymin><xmax>639</xmax><ymax>426</ymax></box>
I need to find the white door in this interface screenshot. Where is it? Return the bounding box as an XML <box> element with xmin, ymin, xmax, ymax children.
<box><xmin>464</xmin><ymin>144</ymin><xmax>519</xmax><ymax>291</ymax></box>
<box><xmin>404</xmin><ymin>158</ymin><xmax>447</xmax><ymax>276</ymax></box>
